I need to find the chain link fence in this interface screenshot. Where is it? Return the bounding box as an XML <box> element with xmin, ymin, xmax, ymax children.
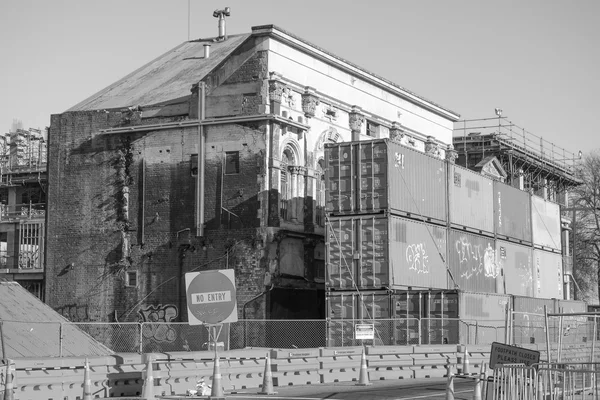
<box><xmin>1</xmin><ymin>318</ymin><xmax>597</xmax><ymax>358</ymax></box>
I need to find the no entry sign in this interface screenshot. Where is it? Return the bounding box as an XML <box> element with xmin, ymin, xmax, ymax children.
<box><xmin>185</xmin><ymin>269</ymin><xmax>238</xmax><ymax>325</ymax></box>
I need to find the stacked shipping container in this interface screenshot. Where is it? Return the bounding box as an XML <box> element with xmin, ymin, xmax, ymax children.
<box><xmin>324</xmin><ymin>138</ymin><xmax>574</xmax><ymax>346</ymax></box>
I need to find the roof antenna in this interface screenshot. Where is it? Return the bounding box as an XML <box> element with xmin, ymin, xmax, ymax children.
<box><xmin>188</xmin><ymin>0</ymin><xmax>191</xmax><ymax>41</ymax></box>
<box><xmin>213</xmin><ymin>7</ymin><xmax>231</xmax><ymax>41</ymax></box>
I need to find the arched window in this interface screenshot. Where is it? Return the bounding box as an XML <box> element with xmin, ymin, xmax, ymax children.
<box><xmin>316</xmin><ymin>159</ymin><xmax>325</xmax><ymax>226</ymax></box>
<box><xmin>280</xmin><ymin>148</ymin><xmax>295</xmax><ymax>221</ymax></box>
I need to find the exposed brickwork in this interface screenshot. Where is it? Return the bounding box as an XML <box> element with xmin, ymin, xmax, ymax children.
<box><xmin>46</xmin><ymin>42</ymin><xmax>325</xmax><ymax>324</ymax></box>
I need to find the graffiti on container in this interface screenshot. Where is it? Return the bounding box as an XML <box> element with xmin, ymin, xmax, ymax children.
<box><xmin>406</xmin><ymin>243</ymin><xmax>429</xmax><ymax>274</ymax></box>
<box><xmin>56</xmin><ymin>303</ymin><xmax>90</xmax><ymax>322</ymax></box>
<box><xmin>139</xmin><ymin>304</ymin><xmax>178</xmax><ymax>343</ymax></box>
<box><xmin>455</xmin><ymin>237</ymin><xmax>500</xmax><ymax>279</ymax></box>
<box><xmin>394</xmin><ymin>152</ymin><xmax>404</xmax><ymax>169</ymax></box>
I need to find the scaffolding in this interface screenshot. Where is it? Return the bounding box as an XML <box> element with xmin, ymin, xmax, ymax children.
<box><xmin>453</xmin><ymin>117</ymin><xmax>582</xmax><ymax>204</ymax></box>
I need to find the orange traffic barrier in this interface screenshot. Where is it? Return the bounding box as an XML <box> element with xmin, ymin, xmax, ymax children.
<box><xmin>355</xmin><ymin>348</ymin><xmax>371</xmax><ymax>386</ymax></box>
<box><xmin>82</xmin><ymin>358</ymin><xmax>92</xmax><ymax>400</ymax></box>
<box><xmin>141</xmin><ymin>357</ymin><xmax>154</xmax><ymax>400</ymax></box>
<box><xmin>4</xmin><ymin>360</ymin><xmax>14</xmax><ymax>400</ymax></box>
<box><xmin>209</xmin><ymin>353</ymin><xmax>225</xmax><ymax>400</ymax></box>
<box><xmin>445</xmin><ymin>363</ymin><xmax>455</xmax><ymax>400</ymax></box>
<box><xmin>257</xmin><ymin>352</ymin><xmax>276</xmax><ymax>395</ymax></box>
<box><xmin>462</xmin><ymin>346</ymin><xmax>470</xmax><ymax>375</ymax></box>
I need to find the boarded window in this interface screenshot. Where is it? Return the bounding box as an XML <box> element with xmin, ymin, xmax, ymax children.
<box><xmin>225</xmin><ymin>151</ymin><xmax>239</xmax><ymax>174</ymax></box>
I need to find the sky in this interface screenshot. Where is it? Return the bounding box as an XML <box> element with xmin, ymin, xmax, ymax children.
<box><xmin>1</xmin><ymin>0</ymin><xmax>599</xmax><ymax>156</ymax></box>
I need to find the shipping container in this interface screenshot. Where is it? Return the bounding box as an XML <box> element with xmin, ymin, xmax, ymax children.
<box><xmin>448</xmin><ymin>230</ymin><xmax>500</xmax><ymax>293</ymax></box>
<box><xmin>325</xmin><ymin>140</ymin><xmax>447</xmax><ymax>223</ymax></box>
<box><xmin>326</xmin><ymin>214</ymin><xmax>448</xmax><ymax>290</ymax></box>
<box><xmin>555</xmin><ymin>300</ymin><xmax>590</xmax><ymax>345</ymax></box>
<box><xmin>449</xmin><ymin>164</ymin><xmax>494</xmax><ymax>234</ymax></box>
<box><xmin>392</xmin><ymin>290</ymin><xmax>459</xmax><ymax>345</ymax></box>
<box><xmin>496</xmin><ymin>240</ymin><xmax>534</xmax><ymax>297</ymax></box>
<box><xmin>532</xmin><ymin>249</ymin><xmax>563</xmax><ymax>299</ymax></box>
<box><xmin>459</xmin><ymin>292</ymin><xmax>511</xmax><ymax>345</ymax></box>
<box><xmin>326</xmin><ymin>290</ymin><xmax>391</xmax><ymax>347</ymax></box>
<box><xmin>513</xmin><ymin>296</ymin><xmax>555</xmax><ymax>345</ymax></box>
<box><xmin>327</xmin><ymin>289</ymin><xmax>513</xmax><ymax>346</ymax></box>
<box><xmin>531</xmin><ymin>195</ymin><xmax>562</xmax><ymax>252</ymax></box>
<box><xmin>494</xmin><ymin>181</ymin><xmax>532</xmax><ymax>243</ymax></box>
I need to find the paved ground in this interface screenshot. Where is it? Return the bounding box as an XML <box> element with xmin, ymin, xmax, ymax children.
<box><xmin>161</xmin><ymin>377</ymin><xmax>483</xmax><ymax>400</ymax></box>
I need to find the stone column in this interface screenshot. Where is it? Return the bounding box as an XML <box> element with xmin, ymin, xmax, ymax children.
<box><xmin>390</xmin><ymin>121</ymin><xmax>405</xmax><ymax>142</ymax></box>
<box><xmin>425</xmin><ymin>136</ymin><xmax>441</xmax><ymax>157</ymax></box>
<box><xmin>349</xmin><ymin>106</ymin><xmax>365</xmax><ymax>141</ymax></box>
<box><xmin>289</xmin><ymin>166</ymin><xmax>301</xmax><ymax>222</ymax></box>
<box><xmin>301</xmin><ymin>87</ymin><xmax>320</xmax><ymax>118</ymax></box>
<box><xmin>445</xmin><ymin>144</ymin><xmax>458</xmax><ymax>164</ymax></box>
<box><xmin>268</xmin><ymin>72</ymin><xmax>287</xmax><ymax>116</ymax></box>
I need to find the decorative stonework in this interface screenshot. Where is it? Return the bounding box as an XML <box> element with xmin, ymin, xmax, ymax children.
<box><xmin>301</xmin><ymin>87</ymin><xmax>320</xmax><ymax>118</ymax></box>
<box><xmin>268</xmin><ymin>72</ymin><xmax>287</xmax><ymax>103</ymax></box>
<box><xmin>283</xmin><ymin>87</ymin><xmax>296</xmax><ymax>108</ymax></box>
<box><xmin>349</xmin><ymin>106</ymin><xmax>365</xmax><ymax>134</ymax></box>
<box><xmin>425</xmin><ymin>136</ymin><xmax>441</xmax><ymax>157</ymax></box>
<box><xmin>446</xmin><ymin>144</ymin><xmax>458</xmax><ymax>164</ymax></box>
<box><xmin>389</xmin><ymin>121</ymin><xmax>405</xmax><ymax>142</ymax></box>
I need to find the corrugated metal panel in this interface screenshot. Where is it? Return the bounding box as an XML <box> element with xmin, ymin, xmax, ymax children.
<box><xmin>448</xmin><ymin>230</ymin><xmax>499</xmax><ymax>293</ymax></box>
<box><xmin>533</xmin><ymin>249</ymin><xmax>563</xmax><ymax>299</ymax></box>
<box><xmin>326</xmin><ymin>217</ymin><xmax>359</xmax><ymax>289</ymax></box>
<box><xmin>325</xmin><ymin>143</ymin><xmax>356</xmax><ymax>214</ymax></box>
<box><xmin>449</xmin><ymin>165</ymin><xmax>494</xmax><ymax>233</ymax></box>
<box><xmin>325</xmin><ymin>290</ymin><xmax>391</xmax><ymax>346</ymax></box>
<box><xmin>557</xmin><ymin>300</ymin><xmax>586</xmax><ymax>314</ymax></box>
<box><xmin>326</xmin><ymin>214</ymin><xmax>448</xmax><ymax>290</ymax></box>
<box><xmin>531</xmin><ymin>196</ymin><xmax>562</xmax><ymax>251</ymax></box>
<box><xmin>513</xmin><ymin>296</ymin><xmax>556</xmax><ymax>345</ymax></box>
<box><xmin>358</xmin><ymin>216</ymin><xmax>390</xmax><ymax>288</ymax></box>
<box><xmin>494</xmin><ymin>181</ymin><xmax>532</xmax><ymax>243</ymax></box>
<box><xmin>391</xmin><ymin>290</ymin><xmax>459</xmax><ymax>345</ymax></box>
<box><xmin>325</xmin><ymin>140</ymin><xmax>447</xmax><ymax>223</ymax></box>
<box><xmin>496</xmin><ymin>240</ymin><xmax>534</xmax><ymax>297</ymax></box>
<box><xmin>389</xmin><ymin>215</ymin><xmax>448</xmax><ymax>290</ymax></box>
<box><xmin>458</xmin><ymin>292</ymin><xmax>511</xmax><ymax>345</ymax></box>
<box><xmin>459</xmin><ymin>292</ymin><xmax>511</xmax><ymax>321</ymax></box>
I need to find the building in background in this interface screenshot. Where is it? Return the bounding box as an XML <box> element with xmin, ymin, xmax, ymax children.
<box><xmin>45</xmin><ymin>17</ymin><xmax>460</xmax><ymax>325</ymax></box>
<box><xmin>0</xmin><ymin>127</ymin><xmax>47</xmax><ymax>300</ymax></box>
<box><xmin>452</xmin><ymin>115</ymin><xmax>582</xmax><ymax>298</ymax></box>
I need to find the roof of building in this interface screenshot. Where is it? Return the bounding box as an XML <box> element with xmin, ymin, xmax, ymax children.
<box><xmin>66</xmin><ymin>25</ymin><xmax>459</xmax><ymax>119</ymax></box>
<box><xmin>0</xmin><ymin>281</ymin><xmax>113</xmax><ymax>358</ymax></box>
<box><xmin>67</xmin><ymin>33</ymin><xmax>251</xmax><ymax>112</ymax></box>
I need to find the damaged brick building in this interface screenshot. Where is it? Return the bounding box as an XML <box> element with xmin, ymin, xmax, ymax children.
<box><xmin>45</xmin><ymin>21</ymin><xmax>459</xmax><ymax>323</ymax></box>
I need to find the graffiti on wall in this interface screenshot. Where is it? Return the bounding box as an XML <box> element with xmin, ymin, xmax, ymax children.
<box><xmin>455</xmin><ymin>236</ymin><xmax>500</xmax><ymax>280</ymax></box>
<box><xmin>56</xmin><ymin>304</ymin><xmax>90</xmax><ymax>322</ymax></box>
<box><xmin>139</xmin><ymin>304</ymin><xmax>178</xmax><ymax>343</ymax></box>
<box><xmin>406</xmin><ymin>243</ymin><xmax>429</xmax><ymax>274</ymax></box>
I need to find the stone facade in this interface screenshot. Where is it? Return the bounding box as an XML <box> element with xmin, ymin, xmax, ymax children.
<box><xmin>46</xmin><ymin>26</ymin><xmax>459</xmax><ymax>323</ymax></box>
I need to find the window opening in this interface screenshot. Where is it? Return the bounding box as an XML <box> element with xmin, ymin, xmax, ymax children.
<box><xmin>225</xmin><ymin>151</ymin><xmax>239</xmax><ymax>174</ymax></box>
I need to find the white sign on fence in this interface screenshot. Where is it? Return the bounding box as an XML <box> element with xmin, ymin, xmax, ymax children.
<box><xmin>355</xmin><ymin>324</ymin><xmax>374</xmax><ymax>340</ymax></box>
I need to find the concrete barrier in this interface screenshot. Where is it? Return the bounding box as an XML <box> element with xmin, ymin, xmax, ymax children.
<box><xmin>4</xmin><ymin>345</ymin><xmax>501</xmax><ymax>400</ymax></box>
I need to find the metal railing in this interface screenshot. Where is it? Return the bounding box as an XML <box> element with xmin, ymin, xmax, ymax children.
<box><xmin>0</xmin><ymin>318</ymin><xmax>597</xmax><ymax>359</ymax></box>
<box><xmin>453</xmin><ymin>116</ymin><xmax>579</xmax><ymax>173</ymax></box>
<box><xmin>0</xmin><ymin>202</ymin><xmax>46</xmax><ymax>220</ymax></box>
<box><xmin>491</xmin><ymin>362</ymin><xmax>600</xmax><ymax>400</ymax></box>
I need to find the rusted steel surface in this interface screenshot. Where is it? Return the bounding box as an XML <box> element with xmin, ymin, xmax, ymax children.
<box><xmin>494</xmin><ymin>181</ymin><xmax>532</xmax><ymax>244</ymax></box>
<box><xmin>326</xmin><ymin>214</ymin><xmax>448</xmax><ymax>291</ymax></box>
<box><xmin>496</xmin><ymin>240</ymin><xmax>534</xmax><ymax>297</ymax></box>
<box><xmin>325</xmin><ymin>140</ymin><xmax>447</xmax><ymax>223</ymax></box>
<box><xmin>532</xmin><ymin>249</ymin><xmax>563</xmax><ymax>299</ymax></box>
<box><xmin>531</xmin><ymin>195</ymin><xmax>562</xmax><ymax>251</ymax></box>
<box><xmin>449</xmin><ymin>164</ymin><xmax>494</xmax><ymax>234</ymax></box>
<box><xmin>448</xmin><ymin>230</ymin><xmax>499</xmax><ymax>293</ymax></box>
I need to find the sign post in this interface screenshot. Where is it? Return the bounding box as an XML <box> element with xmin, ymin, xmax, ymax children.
<box><xmin>185</xmin><ymin>269</ymin><xmax>237</xmax><ymax>399</ymax></box>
